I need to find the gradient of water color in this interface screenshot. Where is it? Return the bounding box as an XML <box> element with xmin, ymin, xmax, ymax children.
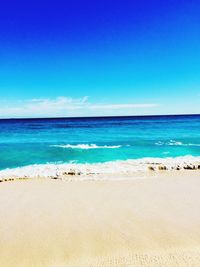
<box><xmin>0</xmin><ymin>115</ymin><xmax>199</xmax><ymax>170</ymax></box>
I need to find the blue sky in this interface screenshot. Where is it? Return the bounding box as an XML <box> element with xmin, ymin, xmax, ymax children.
<box><xmin>0</xmin><ymin>0</ymin><xmax>199</xmax><ymax>118</ymax></box>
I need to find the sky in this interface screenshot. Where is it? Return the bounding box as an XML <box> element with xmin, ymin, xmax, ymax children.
<box><xmin>0</xmin><ymin>0</ymin><xmax>199</xmax><ymax>118</ymax></box>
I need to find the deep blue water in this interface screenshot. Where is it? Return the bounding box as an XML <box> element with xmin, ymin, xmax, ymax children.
<box><xmin>0</xmin><ymin>115</ymin><xmax>199</xmax><ymax>170</ymax></box>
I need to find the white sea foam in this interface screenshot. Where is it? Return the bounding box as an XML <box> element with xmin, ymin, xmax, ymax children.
<box><xmin>0</xmin><ymin>156</ymin><xmax>199</xmax><ymax>181</ymax></box>
<box><xmin>51</xmin><ymin>144</ymin><xmax>122</xmax><ymax>149</ymax></box>
<box><xmin>155</xmin><ymin>140</ymin><xmax>200</xmax><ymax>147</ymax></box>
<box><xmin>155</xmin><ymin>140</ymin><xmax>183</xmax><ymax>146</ymax></box>
<box><xmin>168</xmin><ymin>140</ymin><xmax>183</xmax><ymax>146</ymax></box>
<box><xmin>186</xmin><ymin>143</ymin><xmax>200</xmax><ymax>147</ymax></box>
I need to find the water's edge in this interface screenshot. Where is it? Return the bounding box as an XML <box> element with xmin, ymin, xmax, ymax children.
<box><xmin>0</xmin><ymin>156</ymin><xmax>199</xmax><ymax>181</ymax></box>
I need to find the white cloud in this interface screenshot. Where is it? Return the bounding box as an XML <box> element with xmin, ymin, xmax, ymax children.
<box><xmin>0</xmin><ymin>97</ymin><xmax>158</xmax><ymax>118</ymax></box>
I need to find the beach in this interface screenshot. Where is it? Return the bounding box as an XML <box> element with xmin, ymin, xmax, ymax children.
<box><xmin>1</xmin><ymin>171</ymin><xmax>200</xmax><ymax>266</ymax></box>
<box><xmin>1</xmin><ymin>0</ymin><xmax>200</xmax><ymax>264</ymax></box>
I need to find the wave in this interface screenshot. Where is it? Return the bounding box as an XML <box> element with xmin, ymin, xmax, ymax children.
<box><xmin>51</xmin><ymin>144</ymin><xmax>122</xmax><ymax>149</ymax></box>
<box><xmin>0</xmin><ymin>156</ymin><xmax>199</xmax><ymax>181</ymax></box>
<box><xmin>155</xmin><ymin>140</ymin><xmax>200</xmax><ymax>147</ymax></box>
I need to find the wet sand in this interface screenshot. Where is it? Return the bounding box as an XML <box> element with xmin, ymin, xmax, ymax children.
<box><xmin>0</xmin><ymin>171</ymin><xmax>200</xmax><ymax>266</ymax></box>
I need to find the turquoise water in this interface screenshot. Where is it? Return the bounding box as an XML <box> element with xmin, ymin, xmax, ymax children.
<box><xmin>0</xmin><ymin>115</ymin><xmax>199</xmax><ymax>170</ymax></box>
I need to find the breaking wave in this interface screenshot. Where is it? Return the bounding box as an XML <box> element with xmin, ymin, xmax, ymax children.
<box><xmin>155</xmin><ymin>140</ymin><xmax>200</xmax><ymax>147</ymax></box>
<box><xmin>51</xmin><ymin>144</ymin><xmax>122</xmax><ymax>149</ymax></box>
<box><xmin>0</xmin><ymin>156</ymin><xmax>199</xmax><ymax>181</ymax></box>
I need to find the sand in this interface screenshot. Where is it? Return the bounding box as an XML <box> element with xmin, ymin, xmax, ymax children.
<box><xmin>0</xmin><ymin>171</ymin><xmax>200</xmax><ymax>266</ymax></box>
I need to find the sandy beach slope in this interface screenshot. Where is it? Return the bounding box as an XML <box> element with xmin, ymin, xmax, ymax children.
<box><xmin>0</xmin><ymin>171</ymin><xmax>200</xmax><ymax>266</ymax></box>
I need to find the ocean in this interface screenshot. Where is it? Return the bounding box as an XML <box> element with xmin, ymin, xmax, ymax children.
<box><xmin>0</xmin><ymin>115</ymin><xmax>200</xmax><ymax>171</ymax></box>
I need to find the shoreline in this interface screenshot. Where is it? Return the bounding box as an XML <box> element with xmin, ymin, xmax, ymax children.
<box><xmin>0</xmin><ymin>169</ymin><xmax>200</xmax><ymax>183</ymax></box>
<box><xmin>0</xmin><ymin>155</ymin><xmax>199</xmax><ymax>182</ymax></box>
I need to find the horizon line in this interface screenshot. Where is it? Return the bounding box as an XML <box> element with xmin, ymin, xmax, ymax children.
<box><xmin>0</xmin><ymin>113</ymin><xmax>199</xmax><ymax>120</ymax></box>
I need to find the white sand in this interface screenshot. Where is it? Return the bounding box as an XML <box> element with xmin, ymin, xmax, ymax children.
<box><xmin>0</xmin><ymin>171</ymin><xmax>200</xmax><ymax>266</ymax></box>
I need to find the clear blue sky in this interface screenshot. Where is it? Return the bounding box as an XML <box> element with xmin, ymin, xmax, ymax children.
<box><xmin>0</xmin><ymin>0</ymin><xmax>199</xmax><ymax>117</ymax></box>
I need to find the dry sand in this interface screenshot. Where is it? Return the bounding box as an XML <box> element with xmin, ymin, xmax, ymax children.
<box><xmin>0</xmin><ymin>171</ymin><xmax>200</xmax><ymax>266</ymax></box>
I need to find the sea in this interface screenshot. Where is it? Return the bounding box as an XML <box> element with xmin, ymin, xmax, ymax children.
<box><xmin>0</xmin><ymin>115</ymin><xmax>200</xmax><ymax>171</ymax></box>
